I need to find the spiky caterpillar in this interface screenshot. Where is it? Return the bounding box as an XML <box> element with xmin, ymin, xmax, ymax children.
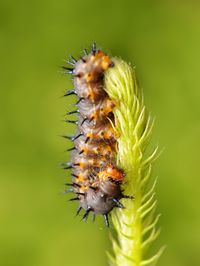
<box><xmin>63</xmin><ymin>44</ymin><xmax>132</xmax><ymax>226</ymax></box>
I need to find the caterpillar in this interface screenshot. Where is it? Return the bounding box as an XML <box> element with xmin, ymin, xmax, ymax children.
<box><xmin>62</xmin><ymin>43</ymin><xmax>132</xmax><ymax>226</ymax></box>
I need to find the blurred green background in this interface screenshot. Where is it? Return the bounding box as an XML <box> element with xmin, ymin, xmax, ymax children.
<box><xmin>0</xmin><ymin>0</ymin><xmax>200</xmax><ymax>265</ymax></box>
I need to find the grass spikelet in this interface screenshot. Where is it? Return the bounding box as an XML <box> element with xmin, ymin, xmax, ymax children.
<box><xmin>104</xmin><ymin>58</ymin><xmax>165</xmax><ymax>266</ymax></box>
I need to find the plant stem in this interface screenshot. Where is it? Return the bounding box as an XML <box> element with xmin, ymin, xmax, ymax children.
<box><xmin>105</xmin><ymin>58</ymin><xmax>164</xmax><ymax>266</ymax></box>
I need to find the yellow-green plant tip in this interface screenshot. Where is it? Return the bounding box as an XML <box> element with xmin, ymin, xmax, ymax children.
<box><xmin>104</xmin><ymin>58</ymin><xmax>163</xmax><ymax>266</ymax></box>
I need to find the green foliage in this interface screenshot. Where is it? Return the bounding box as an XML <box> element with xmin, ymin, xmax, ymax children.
<box><xmin>105</xmin><ymin>59</ymin><xmax>165</xmax><ymax>266</ymax></box>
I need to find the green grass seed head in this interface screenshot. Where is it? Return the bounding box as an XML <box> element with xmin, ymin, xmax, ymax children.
<box><xmin>105</xmin><ymin>58</ymin><xmax>165</xmax><ymax>266</ymax></box>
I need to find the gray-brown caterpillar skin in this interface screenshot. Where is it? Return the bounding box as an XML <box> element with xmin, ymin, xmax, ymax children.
<box><xmin>63</xmin><ymin>44</ymin><xmax>131</xmax><ymax>226</ymax></box>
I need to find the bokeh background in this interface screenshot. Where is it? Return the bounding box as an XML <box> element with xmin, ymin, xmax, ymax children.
<box><xmin>0</xmin><ymin>0</ymin><xmax>200</xmax><ymax>265</ymax></box>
